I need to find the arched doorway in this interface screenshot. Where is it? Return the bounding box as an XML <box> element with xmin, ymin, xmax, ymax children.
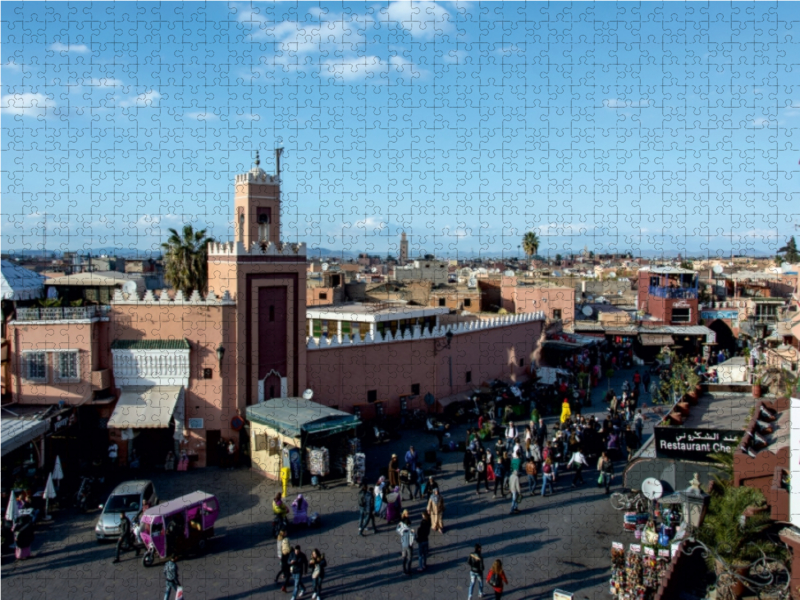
<box><xmin>258</xmin><ymin>369</ymin><xmax>287</xmax><ymax>402</ymax></box>
<box><xmin>708</xmin><ymin>319</ymin><xmax>735</xmax><ymax>354</ymax></box>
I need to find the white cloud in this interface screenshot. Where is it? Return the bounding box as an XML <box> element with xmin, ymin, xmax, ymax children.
<box><xmin>185</xmin><ymin>112</ymin><xmax>218</xmax><ymax>121</ymax></box>
<box><xmin>50</xmin><ymin>42</ymin><xmax>89</xmax><ymax>53</ymax></box>
<box><xmin>88</xmin><ymin>77</ymin><xmax>124</xmax><ymax>88</ymax></box>
<box><xmin>383</xmin><ymin>1</ymin><xmax>452</xmax><ymax>40</ymax></box>
<box><xmin>605</xmin><ymin>98</ymin><xmax>651</xmax><ymax>108</ymax></box>
<box><xmin>1</xmin><ymin>92</ymin><xmax>56</xmax><ymax>118</ymax></box>
<box><xmin>3</xmin><ymin>60</ymin><xmax>21</xmax><ymax>71</ymax></box>
<box><xmin>752</xmin><ymin>117</ymin><xmax>776</xmax><ymax>127</ymax></box>
<box><xmin>119</xmin><ymin>90</ymin><xmax>161</xmax><ymax>108</ymax></box>
<box><xmin>323</xmin><ymin>55</ymin><xmax>417</xmax><ymax>82</ymax></box>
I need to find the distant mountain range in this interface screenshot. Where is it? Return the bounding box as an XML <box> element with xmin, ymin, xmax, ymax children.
<box><xmin>1</xmin><ymin>246</ymin><xmax>777</xmax><ymax>261</ymax></box>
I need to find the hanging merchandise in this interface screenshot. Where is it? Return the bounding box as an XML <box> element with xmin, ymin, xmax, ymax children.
<box><xmin>346</xmin><ymin>452</ymin><xmax>366</xmax><ymax>486</ymax></box>
<box><xmin>609</xmin><ymin>543</ymin><xmax>670</xmax><ymax>600</ymax></box>
<box><xmin>306</xmin><ymin>446</ymin><xmax>330</xmax><ymax>476</ymax></box>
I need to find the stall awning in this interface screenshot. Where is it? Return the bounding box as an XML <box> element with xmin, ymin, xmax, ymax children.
<box><xmin>246</xmin><ymin>397</ymin><xmax>360</xmax><ymax>438</ymax></box>
<box><xmin>639</xmin><ymin>334</ymin><xmax>675</xmax><ymax>346</ymax></box>
<box><xmin>1</xmin><ymin>418</ymin><xmax>49</xmax><ymax>456</ymax></box>
<box><xmin>542</xmin><ymin>340</ymin><xmax>583</xmax><ymax>352</ymax></box>
<box><xmin>108</xmin><ymin>386</ymin><xmax>184</xmax><ymax>429</ymax></box>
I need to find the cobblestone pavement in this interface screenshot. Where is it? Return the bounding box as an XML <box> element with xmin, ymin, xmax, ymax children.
<box><xmin>2</xmin><ymin>367</ymin><xmax>651</xmax><ymax>600</ymax></box>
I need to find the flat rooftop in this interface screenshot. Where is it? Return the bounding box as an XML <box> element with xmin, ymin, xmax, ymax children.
<box><xmin>306</xmin><ymin>302</ymin><xmax>450</xmax><ymax>322</ymax></box>
<box><xmin>682</xmin><ymin>391</ymin><xmax>756</xmax><ymax>431</ymax></box>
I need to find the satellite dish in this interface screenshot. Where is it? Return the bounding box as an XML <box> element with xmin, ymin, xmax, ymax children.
<box><xmin>608</xmin><ymin>272</ymin><xmax>617</xmax><ymax>279</ymax></box>
<box><xmin>504</xmin><ymin>270</ymin><xmax>514</xmax><ymax>277</ymax></box>
<box><xmin>712</xmin><ymin>265</ymin><xmax>724</xmax><ymax>274</ymax></box>
<box><xmin>641</xmin><ymin>478</ymin><xmax>663</xmax><ymax>501</ymax></box>
<box><xmin>322</xmin><ymin>263</ymin><xmax>329</xmax><ymax>271</ymax></box>
<box><xmin>122</xmin><ymin>281</ymin><xmax>138</xmax><ymax>299</ymax></box>
<box><xmin>371</xmin><ymin>267</ymin><xmax>377</xmax><ymax>273</ymax></box>
<box><xmin>582</xmin><ymin>306</ymin><xmax>593</xmax><ymax>317</ymax></box>
<box><xmin>302</xmin><ymin>389</ymin><xmax>314</xmax><ymax>401</ymax></box>
<box><xmin>467</xmin><ymin>277</ymin><xmax>477</xmax><ymax>288</ymax></box>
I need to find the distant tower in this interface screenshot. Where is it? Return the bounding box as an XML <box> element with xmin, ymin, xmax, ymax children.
<box><xmin>399</xmin><ymin>232</ymin><xmax>409</xmax><ymax>265</ymax></box>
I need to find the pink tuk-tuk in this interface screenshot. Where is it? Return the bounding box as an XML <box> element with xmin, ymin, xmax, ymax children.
<box><xmin>139</xmin><ymin>491</ymin><xmax>219</xmax><ymax>567</ymax></box>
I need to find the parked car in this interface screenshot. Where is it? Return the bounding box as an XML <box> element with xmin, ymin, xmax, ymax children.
<box><xmin>95</xmin><ymin>480</ymin><xmax>158</xmax><ymax>542</ymax></box>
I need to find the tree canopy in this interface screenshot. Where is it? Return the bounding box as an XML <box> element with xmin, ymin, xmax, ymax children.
<box><xmin>161</xmin><ymin>224</ymin><xmax>215</xmax><ymax>297</ymax></box>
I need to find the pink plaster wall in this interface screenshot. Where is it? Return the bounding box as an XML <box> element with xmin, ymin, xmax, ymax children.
<box><xmin>306</xmin><ymin>319</ymin><xmax>543</xmax><ymax>413</ymax></box>
<box><xmin>499</xmin><ymin>278</ymin><xmax>575</xmax><ymax>323</ymax></box>
<box><xmin>111</xmin><ymin>303</ymin><xmax>238</xmax><ymax>466</ymax></box>
<box><xmin>8</xmin><ymin>320</ymin><xmax>101</xmax><ymax>405</ymax></box>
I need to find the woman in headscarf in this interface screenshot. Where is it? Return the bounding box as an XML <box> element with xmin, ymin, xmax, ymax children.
<box><xmin>292</xmin><ymin>493</ymin><xmax>309</xmax><ymax>525</ymax></box>
<box><xmin>13</xmin><ymin>514</ymin><xmax>34</xmax><ymax>560</ymax></box>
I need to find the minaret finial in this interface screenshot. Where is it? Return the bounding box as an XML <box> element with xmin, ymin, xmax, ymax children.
<box><xmin>255</xmin><ymin>150</ymin><xmax>260</xmax><ymax>167</ymax></box>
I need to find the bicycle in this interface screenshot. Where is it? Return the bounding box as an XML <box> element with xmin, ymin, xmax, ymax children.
<box><xmin>610</xmin><ymin>489</ymin><xmax>648</xmax><ymax>512</ymax></box>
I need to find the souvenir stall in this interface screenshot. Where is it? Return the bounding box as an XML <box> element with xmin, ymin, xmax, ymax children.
<box><xmin>246</xmin><ymin>397</ymin><xmax>360</xmax><ymax>484</ymax></box>
<box><xmin>609</xmin><ymin>542</ymin><xmax>672</xmax><ymax>600</ymax></box>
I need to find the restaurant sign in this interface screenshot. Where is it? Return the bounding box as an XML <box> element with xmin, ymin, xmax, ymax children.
<box><xmin>654</xmin><ymin>427</ymin><xmax>743</xmax><ymax>462</ymax></box>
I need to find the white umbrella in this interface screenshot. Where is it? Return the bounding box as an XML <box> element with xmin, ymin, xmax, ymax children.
<box><xmin>43</xmin><ymin>473</ymin><xmax>57</xmax><ymax>521</ymax></box>
<box><xmin>5</xmin><ymin>494</ymin><xmax>18</xmax><ymax>523</ymax></box>
<box><xmin>52</xmin><ymin>456</ymin><xmax>64</xmax><ymax>481</ymax></box>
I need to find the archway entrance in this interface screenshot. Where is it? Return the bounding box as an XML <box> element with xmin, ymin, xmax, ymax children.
<box><xmin>708</xmin><ymin>319</ymin><xmax>735</xmax><ymax>354</ymax></box>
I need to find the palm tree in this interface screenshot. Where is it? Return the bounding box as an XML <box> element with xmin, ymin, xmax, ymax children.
<box><xmin>161</xmin><ymin>224</ymin><xmax>215</xmax><ymax>297</ymax></box>
<box><xmin>522</xmin><ymin>231</ymin><xmax>540</xmax><ymax>259</ymax></box>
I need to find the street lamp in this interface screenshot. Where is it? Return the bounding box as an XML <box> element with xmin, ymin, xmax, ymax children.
<box><xmin>683</xmin><ymin>473</ymin><xmax>709</xmax><ymax>534</ymax></box>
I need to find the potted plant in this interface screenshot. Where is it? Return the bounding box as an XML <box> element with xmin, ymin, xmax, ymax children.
<box><xmin>686</xmin><ymin>369</ymin><xmax>702</xmax><ymax>405</ymax></box>
<box><xmin>696</xmin><ymin>481</ymin><xmax>787</xmax><ymax>598</ymax></box>
<box><xmin>752</xmin><ymin>371</ymin><xmax>763</xmax><ymax>399</ymax></box>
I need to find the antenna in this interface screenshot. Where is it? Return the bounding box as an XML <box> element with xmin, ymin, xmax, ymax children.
<box><xmin>275</xmin><ymin>147</ymin><xmax>284</xmax><ymax>179</ymax></box>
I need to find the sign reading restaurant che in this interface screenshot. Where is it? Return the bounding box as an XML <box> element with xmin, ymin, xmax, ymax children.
<box><xmin>654</xmin><ymin>427</ymin><xmax>743</xmax><ymax>462</ymax></box>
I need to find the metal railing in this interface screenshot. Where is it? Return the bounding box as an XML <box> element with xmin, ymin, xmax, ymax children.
<box><xmin>15</xmin><ymin>305</ymin><xmax>109</xmax><ymax>321</ymax></box>
<box><xmin>648</xmin><ymin>285</ymin><xmax>698</xmax><ymax>299</ymax></box>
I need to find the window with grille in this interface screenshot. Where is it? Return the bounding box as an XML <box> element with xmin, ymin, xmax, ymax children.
<box><xmin>56</xmin><ymin>351</ymin><xmax>79</xmax><ymax>382</ymax></box>
<box><xmin>24</xmin><ymin>352</ymin><xmax>47</xmax><ymax>382</ymax></box>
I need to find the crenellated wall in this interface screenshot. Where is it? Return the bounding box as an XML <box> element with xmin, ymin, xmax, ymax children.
<box><xmin>306</xmin><ymin>313</ymin><xmax>545</xmax><ymax>412</ymax></box>
<box><xmin>306</xmin><ymin>310</ymin><xmax>546</xmax><ymax>349</ymax></box>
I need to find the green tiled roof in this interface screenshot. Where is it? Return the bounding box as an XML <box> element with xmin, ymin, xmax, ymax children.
<box><xmin>111</xmin><ymin>339</ymin><xmax>190</xmax><ymax>350</ymax></box>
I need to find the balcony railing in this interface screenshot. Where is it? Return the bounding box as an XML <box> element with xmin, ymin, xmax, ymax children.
<box><xmin>648</xmin><ymin>285</ymin><xmax>698</xmax><ymax>300</ymax></box>
<box><xmin>15</xmin><ymin>305</ymin><xmax>111</xmax><ymax>322</ymax></box>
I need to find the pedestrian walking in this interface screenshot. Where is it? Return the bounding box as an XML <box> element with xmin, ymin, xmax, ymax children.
<box><xmin>414</xmin><ymin>465</ymin><xmax>425</xmax><ymax>499</ymax></box>
<box><xmin>227</xmin><ymin>439</ymin><xmax>236</xmax><ymax>470</ymax></box>
<box><xmin>416</xmin><ymin>510</ymin><xmax>431</xmax><ymax>571</ymax></box>
<box><xmin>467</xmin><ymin>544</ymin><xmax>485</xmax><ymax>600</ymax></box>
<box><xmin>541</xmin><ymin>457</ymin><xmax>555</xmax><ymax>496</ymax></box>
<box><xmin>309</xmin><ymin>548</ymin><xmax>326</xmax><ymax>600</ymax></box>
<box><xmin>388</xmin><ymin>454</ymin><xmax>400</xmax><ymax>488</ymax></box>
<box><xmin>475</xmin><ymin>452</ymin><xmax>490</xmax><ymax>494</ymax></box>
<box><xmin>112</xmin><ymin>512</ymin><xmax>140</xmax><ymax>563</ymax></box>
<box><xmin>524</xmin><ymin>458</ymin><xmax>538</xmax><ymax>495</ymax></box>
<box><xmin>598</xmin><ymin>451</ymin><xmax>614</xmax><ymax>494</ymax></box>
<box><xmin>427</xmin><ymin>488</ymin><xmax>445</xmax><ymax>533</ymax></box>
<box><xmin>405</xmin><ymin>446</ymin><xmax>418</xmax><ymax>472</ymax></box>
<box><xmin>487</xmin><ymin>559</ymin><xmax>509</xmax><ymax>600</ymax></box>
<box><xmin>633</xmin><ymin>409</ymin><xmax>645</xmax><ymax>446</ymax></box>
<box><xmin>399</xmin><ymin>463</ymin><xmax>414</xmax><ymax>501</ymax></box>
<box><xmin>567</xmin><ymin>448</ymin><xmax>588</xmax><ymax>487</ymax></box>
<box><xmin>492</xmin><ymin>457</ymin><xmax>505</xmax><ymax>498</ymax></box>
<box><xmin>275</xmin><ymin>531</ymin><xmax>292</xmax><ymax>591</ymax></box>
<box><xmin>508</xmin><ymin>470</ymin><xmax>522</xmax><ymax>514</ymax></box>
<box><xmin>289</xmin><ymin>544</ymin><xmax>309</xmax><ymax>600</ymax></box>
<box><xmin>397</xmin><ymin>516</ymin><xmax>415</xmax><ymax>575</ymax></box>
<box><xmin>163</xmin><ymin>556</ymin><xmax>181</xmax><ymax>600</ymax></box>
<box><xmin>357</xmin><ymin>484</ymin><xmax>371</xmax><ymax>536</ymax></box>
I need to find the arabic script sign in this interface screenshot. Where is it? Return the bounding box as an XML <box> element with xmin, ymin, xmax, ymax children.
<box><xmin>654</xmin><ymin>427</ymin><xmax>743</xmax><ymax>462</ymax></box>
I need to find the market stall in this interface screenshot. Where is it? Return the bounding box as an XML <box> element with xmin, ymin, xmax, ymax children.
<box><xmin>246</xmin><ymin>397</ymin><xmax>361</xmax><ymax>485</ymax></box>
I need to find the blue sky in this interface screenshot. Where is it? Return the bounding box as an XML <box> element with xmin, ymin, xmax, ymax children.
<box><xmin>2</xmin><ymin>1</ymin><xmax>799</xmax><ymax>259</ymax></box>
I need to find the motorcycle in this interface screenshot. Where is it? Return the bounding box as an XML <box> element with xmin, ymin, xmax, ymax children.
<box><xmin>74</xmin><ymin>476</ymin><xmax>97</xmax><ymax>513</ymax></box>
